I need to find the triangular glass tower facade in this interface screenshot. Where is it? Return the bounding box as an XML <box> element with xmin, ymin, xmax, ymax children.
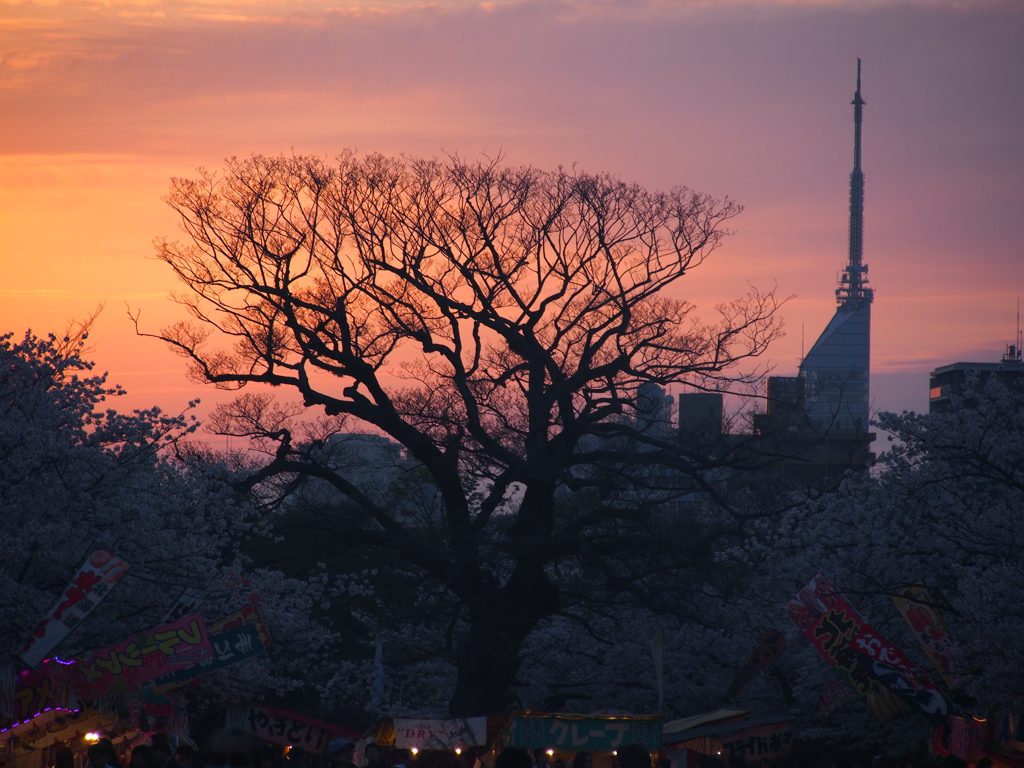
<box><xmin>799</xmin><ymin>60</ymin><xmax>874</xmax><ymax>432</ymax></box>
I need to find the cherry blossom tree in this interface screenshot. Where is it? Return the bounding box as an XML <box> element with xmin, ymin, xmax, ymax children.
<box><xmin>0</xmin><ymin>328</ymin><xmax>331</xmax><ymax>702</ymax></box>
<box><xmin>722</xmin><ymin>375</ymin><xmax>1024</xmax><ymax>748</ymax></box>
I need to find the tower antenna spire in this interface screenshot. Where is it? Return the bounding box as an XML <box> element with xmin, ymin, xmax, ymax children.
<box><xmin>837</xmin><ymin>58</ymin><xmax>872</xmax><ymax>308</ymax></box>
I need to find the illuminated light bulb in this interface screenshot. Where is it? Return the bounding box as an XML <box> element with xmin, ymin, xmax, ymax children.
<box><xmin>85</xmin><ymin>733</ymin><xmax>101</xmax><ymax>743</ymax></box>
<box><xmin>455</xmin><ymin>749</ymin><xmax>462</xmax><ymax>755</ymax></box>
<box><xmin>411</xmin><ymin>748</ymin><xmax>419</xmax><ymax>756</ymax></box>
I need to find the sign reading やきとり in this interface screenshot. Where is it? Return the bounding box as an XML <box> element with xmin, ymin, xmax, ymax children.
<box><xmin>228</xmin><ymin>705</ymin><xmax>348</xmax><ymax>754</ymax></box>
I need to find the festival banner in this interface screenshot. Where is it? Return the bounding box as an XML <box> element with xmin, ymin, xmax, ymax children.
<box><xmin>388</xmin><ymin>718</ymin><xmax>487</xmax><ymax>749</ymax></box>
<box><xmin>21</xmin><ymin>546</ymin><xmax>131</xmax><ymax>668</ymax></box>
<box><xmin>893</xmin><ymin>582</ymin><xmax>956</xmax><ymax>687</ymax></box>
<box><xmin>227</xmin><ymin>705</ymin><xmax>348</xmax><ymax>753</ymax></box>
<box><xmin>859</xmin><ymin>657</ymin><xmax>953</xmax><ymax>724</ymax></box>
<box><xmin>784</xmin><ymin>572</ymin><xmax>951</xmax><ymax>723</ymax></box>
<box><xmin>783</xmin><ymin>572</ymin><xmax>877</xmax><ymax>697</ymax></box>
<box><xmin>147</xmin><ymin>609</ymin><xmax>269</xmax><ymax>693</ymax></box>
<box><xmin>726</xmin><ymin>630</ymin><xmax>789</xmax><ymax>699</ymax></box>
<box><xmin>73</xmin><ymin>614</ymin><xmax>211</xmax><ymax>698</ymax></box>
<box><xmin>500</xmin><ymin>714</ymin><xmax>662</xmax><ymax>752</ymax></box>
<box><xmin>6</xmin><ymin>660</ymin><xmax>78</xmax><ymax>724</ymax></box>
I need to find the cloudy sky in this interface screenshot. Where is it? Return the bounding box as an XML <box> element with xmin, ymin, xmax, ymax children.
<box><xmin>2</xmin><ymin>0</ymin><xmax>1022</xmax><ymax>420</ymax></box>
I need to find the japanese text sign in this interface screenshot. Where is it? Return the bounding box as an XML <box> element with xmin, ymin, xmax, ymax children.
<box><xmin>227</xmin><ymin>705</ymin><xmax>342</xmax><ymax>753</ymax></box>
<box><xmin>74</xmin><ymin>613</ymin><xmax>211</xmax><ymax>698</ymax></box>
<box><xmin>21</xmin><ymin>546</ymin><xmax>130</xmax><ymax>668</ymax></box>
<box><xmin>148</xmin><ymin>616</ymin><xmax>267</xmax><ymax>692</ymax></box>
<box><xmin>783</xmin><ymin>572</ymin><xmax>877</xmax><ymax>697</ymax></box>
<box><xmin>7</xmin><ymin>661</ymin><xmax>77</xmax><ymax>723</ymax></box>
<box><xmin>503</xmin><ymin>715</ymin><xmax>661</xmax><ymax>752</ymax></box>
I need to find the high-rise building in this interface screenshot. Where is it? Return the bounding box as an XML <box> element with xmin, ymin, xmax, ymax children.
<box><xmin>799</xmin><ymin>60</ymin><xmax>874</xmax><ymax>432</ymax></box>
<box><xmin>928</xmin><ymin>343</ymin><xmax>1024</xmax><ymax>413</ymax></box>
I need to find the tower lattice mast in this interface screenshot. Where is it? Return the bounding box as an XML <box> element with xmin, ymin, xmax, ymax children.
<box><xmin>837</xmin><ymin>58</ymin><xmax>873</xmax><ymax>307</ymax></box>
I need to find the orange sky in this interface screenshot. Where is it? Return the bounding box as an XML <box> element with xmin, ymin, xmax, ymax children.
<box><xmin>2</xmin><ymin>0</ymin><xmax>1022</xmax><ymax>423</ymax></box>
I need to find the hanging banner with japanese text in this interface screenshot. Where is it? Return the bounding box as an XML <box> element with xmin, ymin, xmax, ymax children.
<box><xmin>147</xmin><ymin>608</ymin><xmax>269</xmax><ymax>693</ymax></box>
<box><xmin>783</xmin><ymin>572</ymin><xmax>877</xmax><ymax>697</ymax></box>
<box><xmin>20</xmin><ymin>546</ymin><xmax>131</xmax><ymax>668</ymax></box>
<box><xmin>858</xmin><ymin>657</ymin><xmax>953</xmax><ymax>725</ymax></box>
<box><xmin>784</xmin><ymin>572</ymin><xmax>951</xmax><ymax>723</ymax></box>
<box><xmin>501</xmin><ymin>714</ymin><xmax>662</xmax><ymax>752</ymax></box>
<box><xmin>726</xmin><ymin>630</ymin><xmax>788</xmax><ymax>698</ymax></box>
<box><xmin>73</xmin><ymin>614</ymin><xmax>211</xmax><ymax>698</ymax></box>
<box><xmin>893</xmin><ymin>582</ymin><xmax>956</xmax><ymax>687</ymax></box>
<box><xmin>227</xmin><ymin>705</ymin><xmax>348</xmax><ymax>753</ymax></box>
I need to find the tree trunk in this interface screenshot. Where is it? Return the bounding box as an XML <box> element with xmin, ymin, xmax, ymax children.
<box><xmin>449</xmin><ymin>562</ymin><xmax>561</xmax><ymax>716</ymax></box>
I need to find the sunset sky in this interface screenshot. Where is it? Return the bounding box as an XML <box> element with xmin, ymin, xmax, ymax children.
<box><xmin>2</xmin><ymin>0</ymin><xmax>1022</xmax><ymax>424</ymax></box>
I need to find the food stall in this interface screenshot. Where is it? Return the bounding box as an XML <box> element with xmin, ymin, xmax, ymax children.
<box><xmin>661</xmin><ymin>711</ymin><xmax>793</xmax><ymax>767</ymax></box>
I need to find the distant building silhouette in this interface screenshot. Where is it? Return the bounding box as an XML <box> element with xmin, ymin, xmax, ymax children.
<box><xmin>929</xmin><ymin>343</ymin><xmax>1024</xmax><ymax>413</ymax></box>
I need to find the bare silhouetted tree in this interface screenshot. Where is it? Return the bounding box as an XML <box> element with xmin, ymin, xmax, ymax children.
<box><xmin>142</xmin><ymin>152</ymin><xmax>784</xmax><ymax>714</ymax></box>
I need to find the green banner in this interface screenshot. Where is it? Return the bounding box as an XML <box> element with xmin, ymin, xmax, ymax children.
<box><xmin>501</xmin><ymin>714</ymin><xmax>661</xmax><ymax>752</ymax></box>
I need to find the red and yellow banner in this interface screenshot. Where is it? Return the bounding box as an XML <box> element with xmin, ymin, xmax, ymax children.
<box><xmin>73</xmin><ymin>614</ymin><xmax>211</xmax><ymax>698</ymax></box>
<box><xmin>893</xmin><ymin>582</ymin><xmax>956</xmax><ymax>687</ymax></box>
<box><xmin>784</xmin><ymin>572</ymin><xmax>951</xmax><ymax>722</ymax></box>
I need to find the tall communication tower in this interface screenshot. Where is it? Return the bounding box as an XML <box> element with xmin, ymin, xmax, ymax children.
<box><xmin>799</xmin><ymin>60</ymin><xmax>874</xmax><ymax>431</ymax></box>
